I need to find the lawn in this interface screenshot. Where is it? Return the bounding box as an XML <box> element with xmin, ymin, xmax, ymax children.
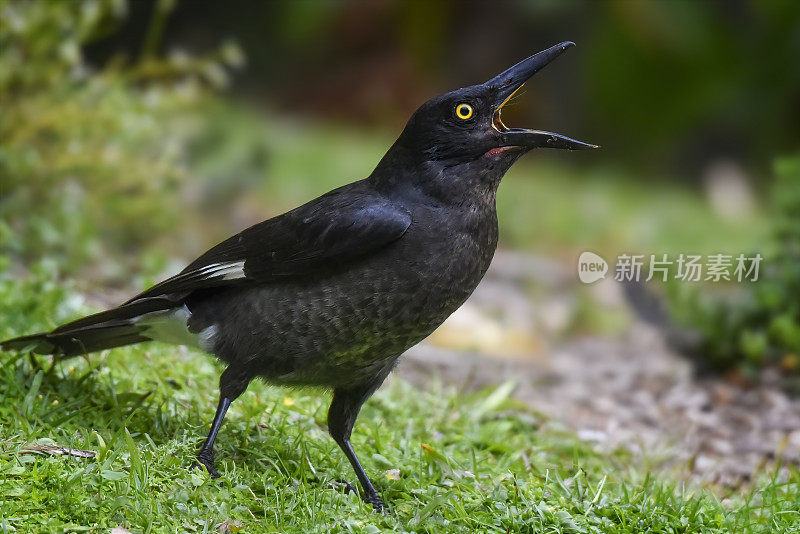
<box><xmin>1</xmin><ymin>275</ymin><xmax>798</xmax><ymax>533</ymax></box>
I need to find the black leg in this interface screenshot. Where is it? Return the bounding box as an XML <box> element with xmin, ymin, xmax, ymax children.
<box><xmin>328</xmin><ymin>382</ymin><xmax>386</xmax><ymax>512</ymax></box>
<box><xmin>192</xmin><ymin>366</ymin><xmax>250</xmax><ymax>478</ymax></box>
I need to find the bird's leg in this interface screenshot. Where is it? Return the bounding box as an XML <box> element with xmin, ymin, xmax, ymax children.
<box><xmin>192</xmin><ymin>366</ymin><xmax>250</xmax><ymax>478</ymax></box>
<box><xmin>328</xmin><ymin>384</ymin><xmax>386</xmax><ymax>512</ymax></box>
<box><xmin>193</xmin><ymin>395</ymin><xmax>231</xmax><ymax>478</ymax></box>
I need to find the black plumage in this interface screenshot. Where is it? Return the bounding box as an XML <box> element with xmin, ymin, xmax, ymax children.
<box><xmin>1</xmin><ymin>42</ymin><xmax>595</xmax><ymax>511</ymax></box>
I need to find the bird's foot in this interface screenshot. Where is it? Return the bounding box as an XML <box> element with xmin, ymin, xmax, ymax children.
<box><xmin>336</xmin><ymin>480</ymin><xmax>386</xmax><ymax>513</ymax></box>
<box><xmin>363</xmin><ymin>491</ymin><xmax>386</xmax><ymax>514</ymax></box>
<box><xmin>191</xmin><ymin>450</ymin><xmax>221</xmax><ymax>479</ymax></box>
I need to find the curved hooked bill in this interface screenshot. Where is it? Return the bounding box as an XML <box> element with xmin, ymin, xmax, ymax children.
<box><xmin>486</xmin><ymin>41</ymin><xmax>599</xmax><ymax>151</ymax></box>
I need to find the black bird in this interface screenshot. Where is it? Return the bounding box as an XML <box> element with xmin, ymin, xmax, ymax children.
<box><xmin>1</xmin><ymin>42</ymin><xmax>595</xmax><ymax>511</ymax></box>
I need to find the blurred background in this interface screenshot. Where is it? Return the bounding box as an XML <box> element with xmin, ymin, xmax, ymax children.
<box><xmin>1</xmin><ymin>0</ymin><xmax>799</xmax><ymax>486</ymax></box>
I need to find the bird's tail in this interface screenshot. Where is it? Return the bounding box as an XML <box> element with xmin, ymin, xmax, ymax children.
<box><xmin>1</xmin><ymin>298</ymin><xmax>179</xmax><ymax>358</ymax></box>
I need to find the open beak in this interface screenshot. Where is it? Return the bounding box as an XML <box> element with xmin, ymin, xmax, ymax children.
<box><xmin>486</xmin><ymin>42</ymin><xmax>598</xmax><ymax>150</ymax></box>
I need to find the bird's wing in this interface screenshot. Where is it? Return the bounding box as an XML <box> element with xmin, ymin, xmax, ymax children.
<box><xmin>124</xmin><ymin>187</ymin><xmax>411</xmax><ymax>304</ymax></box>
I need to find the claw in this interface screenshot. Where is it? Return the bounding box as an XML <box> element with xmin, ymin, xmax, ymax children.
<box><xmin>336</xmin><ymin>480</ymin><xmax>386</xmax><ymax>513</ymax></box>
<box><xmin>191</xmin><ymin>452</ymin><xmax>221</xmax><ymax>479</ymax></box>
<box><xmin>363</xmin><ymin>492</ymin><xmax>387</xmax><ymax>514</ymax></box>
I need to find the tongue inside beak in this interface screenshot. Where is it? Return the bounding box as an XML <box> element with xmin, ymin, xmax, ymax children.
<box><xmin>493</xmin><ymin>105</ymin><xmax>511</xmax><ymax>132</ymax></box>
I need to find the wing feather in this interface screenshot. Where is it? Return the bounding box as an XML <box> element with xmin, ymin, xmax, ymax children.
<box><xmin>125</xmin><ymin>185</ymin><xmax>410</xmax><ymax>304</ymax></box>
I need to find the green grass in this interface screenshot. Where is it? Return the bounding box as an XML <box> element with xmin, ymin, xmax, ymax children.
<box><xmin>1</xmin><ymin>273</ymin><xmax>799</xmax><ymax>533</ymax></box>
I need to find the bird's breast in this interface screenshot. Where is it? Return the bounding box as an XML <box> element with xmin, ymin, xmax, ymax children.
<box><xmin>388</xmin><ymin>201</ymin><xmax>499</xmax><ymax>327</ymax></box>
<box><xmin>195</xmin><ymin>202</ymin><xmax>499</xmax><ymax>388</ymax></box>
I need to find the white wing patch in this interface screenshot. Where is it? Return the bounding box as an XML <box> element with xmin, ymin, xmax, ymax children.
<box><xmin>197</xmin><ymin>261</ymin><xmax>246</xmax><ymax>281</ymax></box>
<box><xmin>135</xmin><ymin>305</ymin><xmax>216</xmax><ymax>352</ymax></box>
<box><xmin>198</xmin><ymin>324</ymin><xmax>218</xmax><ymax>352</ymax></box>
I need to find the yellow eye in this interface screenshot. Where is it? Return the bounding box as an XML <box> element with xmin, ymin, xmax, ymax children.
<box><xmin>455</xmin><ymin>103</ymin><xmax>474</xmax><ymax>120</ymax></box>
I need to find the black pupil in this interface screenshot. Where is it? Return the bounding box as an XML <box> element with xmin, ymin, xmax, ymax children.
<box><xmin>459</xmin><ymin>105</ymin><xmax>469</xmax><ymax>116</ymax></box>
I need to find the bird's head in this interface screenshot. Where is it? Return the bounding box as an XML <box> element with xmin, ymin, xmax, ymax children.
<box><xmin>392</xmin><ymin>41</ymin><xmax>597</xmax><ymax>174</ymax></box>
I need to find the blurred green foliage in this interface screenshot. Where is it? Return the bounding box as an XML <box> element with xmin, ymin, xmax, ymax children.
<box><xmin>73</xmin><ymin>1</ymin><xmax>800</xmax><ymax>180</ymax></box>
<box><xmin>118</xmin><ymin>0</ymin><xmax>799</xmax><ymax>177</ymax></box>
<box><xmin>586</xmin><ymin>1</ymin><xmax>800</xmax><ymax>171</ymax></box>
<box><xmin>667</xmin><ymin>156</ymin><xmax>800</xmax><ymax>381</ymax></box>
<box><xmin>0</xmin><ymin>0</ymin><xmax>240</xmax><ymax>277</ymax></box>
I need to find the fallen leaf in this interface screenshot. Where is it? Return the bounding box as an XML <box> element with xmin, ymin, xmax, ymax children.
<box><xmin>215</xmin><ymin>520</ymin><xmax>243</xmax><ymax>533</ymax></box>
